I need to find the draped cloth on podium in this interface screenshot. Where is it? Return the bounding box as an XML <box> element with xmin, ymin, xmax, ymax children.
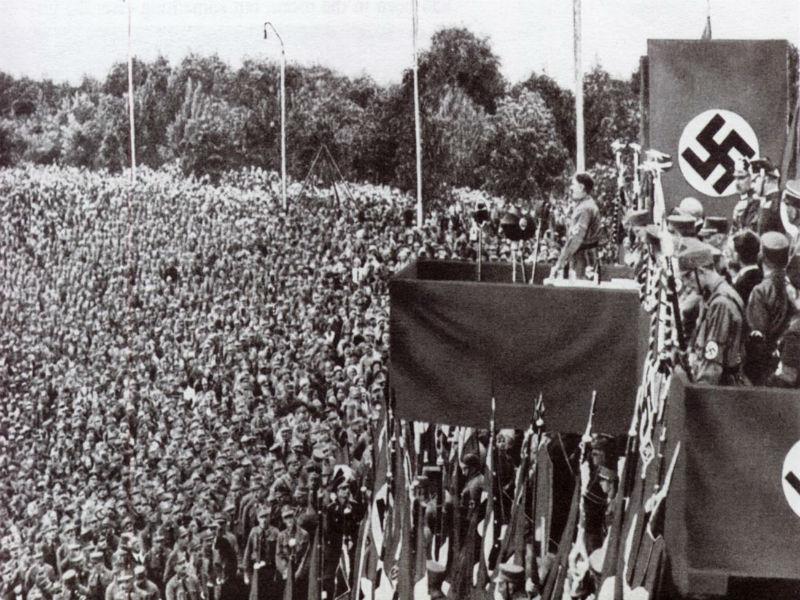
<box><xmin>665</xmin><ymin>373</ymin><xmax>800</xmax><ymax>597</ymax></box>
<box><xmin>388</xmin><ymin>260</ymin><xmax>647</xmax><ymax>434</ymax></box>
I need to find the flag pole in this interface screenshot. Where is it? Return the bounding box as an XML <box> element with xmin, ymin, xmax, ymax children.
<box><xmin>573</xmin><ymin>0</ymin><xmax>585</xmax><ymax>172</ymax></box>
<box><xmin>411</xmin><ymin>0</ymin><xmax>423</xmax><ymax>228</ymax></box>
<box><xmin>264</xmin><ymin>22</ymin><xmax>287</xmax><ymax>211</ymax></box>
<box><xmin>126</xmin><ymin>0</ymin><xmax>137</xmax><ymax>185</ymax></box>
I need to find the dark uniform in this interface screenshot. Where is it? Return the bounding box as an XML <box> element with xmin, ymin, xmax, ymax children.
<box><xmin>557</xmin><ymin>197</ymin><xmax>601</xmax><ymax>279</ymax></box>
<box><xmin>243</xmin><ymin>514</ymin><xmax>280</xmax><ymax>600</ymax></box>
<box><xmin>680</xmin><ymin>241</ymin><xmax>747</xmax><ymax>385</ymax></box>
<box><xmin>745</xmin><ymin>232</ymin><xmax>794</xmax><ymax>385</ymax></box>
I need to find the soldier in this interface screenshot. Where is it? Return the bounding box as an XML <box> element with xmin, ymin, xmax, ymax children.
<box><xmin>144</xmin><ymin>532</ymin><xmax>168</xmax><ymax>594</ymax></box>
<box><xmin>164</xmin><ymin>557</ymin><xmax>200</xmax><ymax>600</ymax></box>
<box><xmin>60</xmin><ymin>569</ymin><xmax>83</xmax><ymax>600</ymax></box>
<box><xmin>666</xmin><ymin>214</ymin><xmax>698</xmax><ymax>245</ymax></box>
<box><xmin>211</xmin><ymin>515</ymin><xmax>238</xmax><ymax>583</ymax></box>
<box><xmin>553</xmin><ymin>173</ymin><xmax>601</xmax><ymax>279</ymax></box>
<box><xmin>745</xmin><ymin>231</ymin><xmax>793</xmax><ymax>386</ymax></box>
<box><xmin>732</xmin><ymin>158</ymin><xmax>759</xmax><ymax>231</ymax></box>
<box><xmin>673</xmin><ymin>196</ymin><xmax>705</xmax><ymax>234</ymax></box>
<box><xmin>323</xmin><ymin>472</ymin><xmax>362</xmax><ymax>599</ymax></box>
<box><xmin>678</xmin><ymin>239</ymin><xmax>747</xmax><ymax>385</ymax></box>
<box><xmin>621</xmin><ymin>209</ymin><xmax>651</xmax><ymax>268</ymax></box>
<box><xmin>132</xmin><ymin>566</ymin><xmax>160</xmax><ymax>600</ymax></box>
<box><xmin>783</xmin><ymin>179</ymin><xmax>800</xmax><ymax>253</ymax></box>
<box><xmin>162</xmin><ymin>528</ymin><xmax>192</xmax><ymax>587</ymax></box>
<box><xmin>731</xmin><ymin>230</ymin><xmax>763</xmax><ymax>307</ymax></box>
<box><xmin>107</xmin><ymin>573</ymin><xmax>143</xmax><ymax>600</ymax></box>
<box><xmin>87</xmin><ymin>550</ymin><xmax>113</xmax><ymax>600</ymax></box>
<box><xmin>751</xmin><ymin>158</ymin><xmax>784</xmax><ymax>234</ymax></box>
<box><xmin>769</xmin><ymin>256</ymin><xmax>800</xmax><ymax>388</ymax></box>
<box><xmin>275</xmin><ymin>505</ymin><xmax>309</xmax><ymax>598</ymax></box>
<box><xmin>243</xmin><ymin>505</ymin><xmax>279</xmax><ymax>600</ymax></box>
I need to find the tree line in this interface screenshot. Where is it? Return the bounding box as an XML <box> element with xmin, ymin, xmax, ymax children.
<box><xmin>0</xmin><ymin>27</ymin><xmax>650</xmax><ymax>203</ymax></box>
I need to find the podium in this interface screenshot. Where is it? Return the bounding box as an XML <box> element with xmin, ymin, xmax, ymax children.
<box><xmin>389</xmin><ymin>260</ymin><xmax>647</xmax><ymax>433</ymax></box>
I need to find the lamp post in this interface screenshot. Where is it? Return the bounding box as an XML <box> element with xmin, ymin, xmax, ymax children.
<box><xmin>264</xmin><ymin>21</ymin><xmax>286</xmax><ymax>210</ymax></box>
<box><xmin>126</xmin><ymin>0</ymin><xmax>136</xmax><ymax>185</ymax></box>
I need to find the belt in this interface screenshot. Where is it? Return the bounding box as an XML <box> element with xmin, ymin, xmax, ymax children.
<box><xmin>578</xmin><ymin>241</ymin><xmax>599</xmax><ymax>252</ymax></box>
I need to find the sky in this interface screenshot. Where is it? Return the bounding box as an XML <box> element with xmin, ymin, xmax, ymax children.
<box><xmin>2</xmin><ymin>0</ymin><xmax>799</xmax><ymax>89</ymax></box>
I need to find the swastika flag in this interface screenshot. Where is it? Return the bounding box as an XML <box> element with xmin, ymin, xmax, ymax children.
<box><xmin>647</xmin><ymin>40</ymin><xmax>790</xmax><ymax>218</ymax></box>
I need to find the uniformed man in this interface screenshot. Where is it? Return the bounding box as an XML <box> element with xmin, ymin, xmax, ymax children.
<box><xmin>666</xmin><ymin>214</ymin><xmax>698</xmax><ymax>245</ymax></box>
<box><xmin>621</xmin><ymin>208</ymin><xmax>651</xmax><ymax>268</ymax></box>
<box><xmin>731</xmin><ymin>230</ymin><xmax>763</xmax><ymax>307</ymax></box>
<box><xmin>164</xmin><ymin>557</ymin><xmax>200</xmax><ymax>600</ymax></box>
<box><xmin>87</xmin><ymin>550</ymin><xmax>113</xmax><ymax>600</ymax></box>
<box><xmin>751</xmin><ymin>158</ymin><xmax>784</xmax><ymax>234</ymax></box>
<box><xmin>678</xmin><ymin>239</ymin><xmax>747</xmax><ymax>385</ymax></box>
<box><xmin>698</xmin><ymin>216</ymin><xmax>732</xmax><ymax>278</ymax></box>
<box><xmin>243</xmin><ymin>505</ymin><xmax>279</xmax><ymax>600</ymax></box>
<box><xmin>323</xmin><ymin>472</ymin><xmax>362</xmax><ymax>599</ymax></box>
<box><xmin>769</xmin><ymin>256</ymin><xmax>800</xmax><ymax>388</ymax></box>
<box><xmin>553</xmin><ymin>173</ymin><xmax>601</xmax><ymax>279</ymax></box>
<box><xmin>732</xmin><ymin>158</ymin><xmax>759</xmax><ymax>231</ymax></box>
<box><xmin>674</xmin><ymin>196</ymin><xmax>705</xmax><ymax>234</ymax></box>
<box><xmin>745</xmin><ymin>231</ymin><xmax>793</xmax><ymax>386</ymax></box>
<box><xmin>132</xmin><ymin>566</ymin><xmax>160</xmax><ymax>600</ymax></box>
<box><xmin>275</xmin><ymin>505</ymin><xmax>309</xmax><ymax>598</ymax></box>
<box><xmin>783</xmin><ymin>179</ymin><xmax>800</xmax><ymax>253</ymax></box>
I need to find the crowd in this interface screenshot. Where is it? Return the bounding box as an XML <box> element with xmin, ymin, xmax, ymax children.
<box><xmin>624</xmin><ymin>157</ymin><xmax>800</xmax><ymax>387</ymax></box>
<box><xmin>0</xmin><ymin>163</ymin><xmax>581</xmax><ymax>600</ymax></box>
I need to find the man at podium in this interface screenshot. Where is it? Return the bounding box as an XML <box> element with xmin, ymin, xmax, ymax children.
<box><xmin>552</xmin><ymin>172</ymin><xmax>601</xmax><ymax>280</ymax></box>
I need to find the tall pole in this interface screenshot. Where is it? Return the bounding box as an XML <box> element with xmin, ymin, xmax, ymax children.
<box><xmin>126</xmin><ymin>0</ymin><xmax>137</xmax><ymax>184</ymax></box>
<box><xmin>411</xmin><ymin>0</ymin><xmax>423</xmax><ymax>228</ymax></box>
<box><xmin>573</xmin><ymin>0</ymin><xmax>585</xmax><ymax>172</ymax></box>
<box><xmin>280</xmin><ymin>50</ymin><xmax>286</xmax><ymax>210</ymax></box>
<box><xmin>265</xmin><ymin>22</ymin><xmax>287</xmax><ymax>210</ymax></box>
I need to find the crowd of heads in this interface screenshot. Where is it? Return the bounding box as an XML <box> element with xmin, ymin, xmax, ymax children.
<box><xmin>0</xmin><ymin>164</ymin><xmax>584</xmax><ymax>599</ymax></box>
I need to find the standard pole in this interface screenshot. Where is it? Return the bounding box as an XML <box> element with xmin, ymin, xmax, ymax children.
<box><xmin>280</xmin><ymin>49</ymin><xmax>287</xmax><ymax>210</ymax></box>
<box><xmin>126</xmin><ymin>0</ymin><xmax>137</xmax><ymax>184</ymax></box>
<box><xmin>411</xmin><ymin>0</ymin><xmax>423</xmax><ymax>228</ymax></box>
<box><xmin>573</xmin><ymin>0</ymin><xmax>585</xmax><ymax>172</ymax></box>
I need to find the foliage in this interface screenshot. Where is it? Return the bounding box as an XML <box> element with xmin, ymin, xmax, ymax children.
<box><xmin>484</xmin><ymin>89</ymin><xmax>569</xmax><ymax>203</ymax></box>
<box><xmin>0</xmin><ymin>28</ymin><xmax>643</xmax><ymax>200</ymax></box>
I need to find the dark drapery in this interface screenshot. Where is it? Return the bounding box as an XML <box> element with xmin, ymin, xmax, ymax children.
<box><xmin>389</xmin><ymin>260</ymin><xmax>647</xmax><ymax>433</ymax></box>
<box><xmin>665</xmin><ymin>372</ymin><xmax>800</xmax><ymax>597</ymax></box>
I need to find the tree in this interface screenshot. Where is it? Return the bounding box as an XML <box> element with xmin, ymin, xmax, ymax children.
<box><xmin>484</xmin><ymin>89</ymin><xmax>569</xmax><ymax>202</ymax></box>
<box><xmin>414</xmin><ymin>27</ymin><xmax>506</xmax><ymax>113</ymax></box>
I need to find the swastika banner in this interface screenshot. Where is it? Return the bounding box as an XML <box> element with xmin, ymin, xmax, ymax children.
<box><xmin>648</xmin><ymin>40</ymin><xmax>789</xmax><ymax>217</ymax></box>
<box><xmin>664</xmin><ymin>373</ymin><xmax>800</xmax><ymax>596</ymax></box>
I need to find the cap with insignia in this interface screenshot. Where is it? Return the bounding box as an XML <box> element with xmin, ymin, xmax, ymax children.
<box><xmin>761</xmin><ymin>231</ymin><xmax>790</xmax><ymax>268</ymax></box>
<box><xmin>677</xmin><ymin>238</ymin><xmax>716</xmax><ymax>272</ymax></box>
<box><xmin>666</xmin><ymin>214</ymin><xmax>697</xmax><ymax>237</ymax></box>
<box><xmin>785</xmin><ymin>179</ymin><xmax>800</xmax><ymax>208</ymax></box>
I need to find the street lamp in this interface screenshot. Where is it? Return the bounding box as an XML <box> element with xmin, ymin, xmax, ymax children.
<box><xmin>264</xmin><ymin>21</ymin><xmax>287</xmax><ymax>211</ymax></box>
